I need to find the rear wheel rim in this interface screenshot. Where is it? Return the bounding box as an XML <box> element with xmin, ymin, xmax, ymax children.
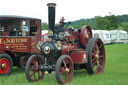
<box><xmin>91</xmin><ymin>40</ymin><xmax>105</xmax><ymax>73</ymax></box>
<box><xmin>59</xmin><ymin>57</ymin><xmax>73</xmax><ymax>84</ymax></box>
<box><xmin>28</xmin><ymin>57</ymin><xmax>44</xmax><ymax>81</ymax></box>
<box><xmin>0</xmin><ymin>58</ymin><xmax>10</xmax><ymax>74</ymax></box>
<box><xmin>85</xmin><ymin>27</ymin><xmax>92</xmax><ymax>40</ymax></box>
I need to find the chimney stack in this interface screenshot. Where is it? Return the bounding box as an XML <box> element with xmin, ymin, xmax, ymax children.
<box><xmin>47</xmin><ymin>3</ymin><xmax>56</xmax><ymax>33</ymax></box>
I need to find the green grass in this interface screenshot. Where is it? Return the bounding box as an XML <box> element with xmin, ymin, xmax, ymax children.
<box><xmin>0</xmin><ymin>44</ymin><xmax>128</xmax><ymax>85</ymax></box>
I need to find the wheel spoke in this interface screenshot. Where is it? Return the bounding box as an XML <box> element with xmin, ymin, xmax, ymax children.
<box><xmin>38</xmin><ymin>71</ymin><xmax>40</xmax><ymax>79</ymax></box>
<box><xmin>92</xmin><ymin>52</ymin><xmax>96</xmax><ymax>57</ymax></box>
<box><xmin>65</xmin><ymin>72</ymin><xmax>69</xmax><ymax>81</ymax></box>
<box><xmin>69</xmin><ymin>66</ymin><xmax>72</xmax><ymax>71</ymax></box>
<box><xmin>60</xmin><ymin>67</ymin><xmax>66</xmax><ymax>74</ymax></box>
<box><xmin>99</xmin><ymin>64</ymin><xmax>103</xmax><ymax>69</ymax></box>
<box><xmin>92</xmin><ymin>59</ymin><xmax>97</xmax><ymax>67</ymax></box>
<box><xmin>94</xmin><ymin>47</ymin><xmax>97</xmax><ymax>53</ymax></box>
<box><xmin>99</xmin><ymin>43</ymin><xmax>103</xmax><ymax>49</ymax></box>
<box><xmin>30</xmin><ymin>71</ymin><xmax>36</xmax><ymax>77</ymax></box>
<box><xmin>92</xmin><ymin>57</ymin><xmax>97</xmax><ymax>62</ymax></box>
<box><xmin>34</xmin><ymin>61</ymin><xmax>38</xmax><ymax>67</ymax></box>
<box><xmin>99</xmin><ymin>55</ymin><xmax>103</xmax><ymax>58</ymax></box>
<box><xmin>63</xmin><ymin>60</ymin><xmax>67</xmax><ymax>68</ymax></box>
<box><xmin>33</xmin><ymin>73</ymin><xmax>36</xmax><ymax>80</ymax></box>
<box><xmin>29</xmin><ymin>65</ymin><xmax>33</xmax><ymax>70</ymax></box>
<box><xmin>93</xmin><ymin>44</ymin><xmax>98</xmax><ymax>54</ymax></box>
<box><xmin>95</xmin><ymin>43</ymin><xmax>98</xmax><ymax>49</ymax></box>
<box><xmin>65</xmin><ymin>59</ymin><xmax>69</xmax><ymax>65</ymax></box>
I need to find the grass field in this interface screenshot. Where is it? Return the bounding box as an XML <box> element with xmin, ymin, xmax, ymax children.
<box><xmin>0</xmin><ymin>44</ymin><xmax>128</xmax><ymax>85</ymax></box>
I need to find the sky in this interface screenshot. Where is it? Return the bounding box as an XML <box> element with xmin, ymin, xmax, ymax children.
<box><xmin>0</xmin><ymin>0</ymin><xmax>128</xmax><ymax>23</ymax></box>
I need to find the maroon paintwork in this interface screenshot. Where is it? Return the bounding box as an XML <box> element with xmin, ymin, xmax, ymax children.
<box><xmin>70</xmin><ymin>51</ymin><xmax>88</xmax><ymax>64</ymax></box>
<box><xmin>80</xmin><ymin>26</ymin><xmax>92</xmax><ymax>48</ymax></box>
<box><xmin>25</xmin><ymin>3</ymin><xmax>106</xmax><ymax>85</ymax></box>
<box><xmin>0</xmin><ymin>16</ymin><xmax>42</xmax><ymax>75</ymax></box>
<box><xmin>61</xmin><ymin>26</ymin><xmax>92</xmax><ymax>64</ymax></box>
<box><xmin>0</xmin><ymin>16</ymin><xmax>41</xmax><ymax>54</ymax></box>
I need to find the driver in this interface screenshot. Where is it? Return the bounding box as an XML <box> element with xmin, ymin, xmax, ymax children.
<box><xmin>59</xmin><ymin>17</ymin><xmax>65</xmax><ymax>25</ymax></box>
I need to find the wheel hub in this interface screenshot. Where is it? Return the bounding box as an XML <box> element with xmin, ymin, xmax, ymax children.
<box><xmin>65</xmin><ymin>68</ymin><xmax>69</xmax><ymax>72</ymax></box>
<box><xmin>96</xmin><ymin>54</ymin><xmax>98</xmax><ymax>58</ymax></box>
<box><xmin>1</xmin><ymin>63</ymin><xmax>7</xmax><ymax>70</ymax></box>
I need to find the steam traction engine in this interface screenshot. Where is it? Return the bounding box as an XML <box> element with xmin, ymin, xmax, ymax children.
<box><xmin>25</xmin><ymin>3</ymin><xmax>105</xmax><ymax>85</ymax></box>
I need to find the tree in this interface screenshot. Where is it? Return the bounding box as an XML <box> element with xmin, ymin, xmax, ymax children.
<box><xmin>105</xmin><ymin>15</ymin><xmax>119</xmax><ymax>29</ymax></box>
<box><xmin>42</xmin><ymin>22</ymin><xmax>48</xmax><ymax>30</ymax></box>
<box><xmin>72</xmin><ymin>22</ymin><xmax>92</xmax><ymax>29</ymax></box>
<box><xmin>121</xmin><ymin>22</ymin><xmax>128</xmax><ymax>32</ymax></box>
<box><xmin>95</xmin><ymin>16</ymin><xmax>110</xmax><ymax>30</ymax></box>
<box><xmin>95</xmin><ymin>15</ymin><xmax>119</xmax><ymax>30</ymax></box>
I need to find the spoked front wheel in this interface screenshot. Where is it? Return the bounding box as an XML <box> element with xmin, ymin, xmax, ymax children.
<box><xmin>56</xmin><ymin>55</ymin><xmax>74</xmax><ymax>85</ymax></box>
<box><xmin>25</xmin><ymin>55</ymin><xmax>44</xmax><ymax>82</ymax></box>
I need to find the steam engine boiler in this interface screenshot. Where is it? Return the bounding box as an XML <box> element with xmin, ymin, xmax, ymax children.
<box><xmin>25</xmin><ymin>3</ymin><xmax>105</xmax><ymax>85</ymax></box>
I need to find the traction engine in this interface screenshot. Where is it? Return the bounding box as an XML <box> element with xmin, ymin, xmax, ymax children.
<box><xmin>25</xmin><ymin>3</ymin><xmax>105</xmax><ymax>85</ymax></box>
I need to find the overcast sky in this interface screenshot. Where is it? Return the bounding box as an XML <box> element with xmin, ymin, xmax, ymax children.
<box><xmin>0</xmin><ymin>0</ymin><xmax>128</xmax><ymax>23</ymax></box>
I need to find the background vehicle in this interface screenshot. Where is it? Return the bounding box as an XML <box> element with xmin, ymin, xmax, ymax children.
<box><xmin>101</xmin><ymin>30</ymin><xmax>111</xmax><ymax>44</ymax></box>
<box><xmin>25</xmin><ymin>3</ymin><xmax>106</xmax><ymax>85</ymax></box>
<box><xmin>109</xmin><ymin>30</ymin><xmax>117</xmax><ymax>43</ymax></box>
<box><xmin>41</xmin><ymin>30</ymin><xmax>48</xmax><ymax>42</ymax></box>
<box><xmin>0</xmin><ymin>16</ymin><xmax>42</xmax><ymax>76</ymax></box>
<box><xmin>110</xmin><ymin>30</ymin><xmax>128</xmax><ymax>43</ymax></box>
<box><xmin>92</xmin><ymin>30</ymin><xmax>111</xmax><ymax>44</ymax></box>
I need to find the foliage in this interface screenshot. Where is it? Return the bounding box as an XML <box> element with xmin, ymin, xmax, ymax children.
<box><xmin>95</xmin><ymin>16</ymin><xmax>110</xmax><ymax>30</ymax></box>
<box><xmin>71</xmin><ymin>18</ymin><xmax>96</xmax><ymax>29</ymax></box>
<box><xmin>95</xmin><ymin>15</ymin><xmax>119</xmax><ymax>30</ymax></box>
<box><xmin>71</xmin><ymin>22</ymin><xmax>92</xmax><ymax>29</ymax></box>
<box><xmin>120</xmin><ymin>21</ymin><xmax>128</xmax><ymax>32</ymax></box>
<box><xmin>118</xmin><ymin>15</ymin><xmax>128</xmax><ymax>22</ymax></box>
<box><xmin>42</xmin><ymin>22</ymin><xmax>48</xmax><ymax>30</ymax></box>
<box><xmin>68</xmin><ymin>14</ymin><xmax>128</xmax><ymax>31</ymax></box>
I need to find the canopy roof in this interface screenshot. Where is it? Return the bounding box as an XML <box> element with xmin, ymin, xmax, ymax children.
<box><xmin>0</xmin><ymin>15</ymin><xmax>41</xmax><ymax>21</ymax></box>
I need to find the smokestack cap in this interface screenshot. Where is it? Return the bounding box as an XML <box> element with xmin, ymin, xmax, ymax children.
<box><xmin>47</xmin><ymin>3</ymin><xmax>56</xmax><ymax>7</ymax></box>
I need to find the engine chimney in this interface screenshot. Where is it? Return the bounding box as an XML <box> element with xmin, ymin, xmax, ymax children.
<box><xmin>47</xmin><ymin>3</ymin><xmax>56</xmax><ymax>33</ymax></box>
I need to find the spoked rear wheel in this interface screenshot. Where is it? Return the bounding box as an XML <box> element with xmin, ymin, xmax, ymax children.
<box><xmin>25</xmin><ymin>55</ymin><xmax>44</xmax><ymax>82</ymax></box>
<box><xmin>86</xmin><ymin>38</ymin><xmax>105</xmax><ymax>74</ymax></box>
<box><xmin>56</xmin><ymin>55</ymin><xmax>74</xmax><ymax>85</ymax></box>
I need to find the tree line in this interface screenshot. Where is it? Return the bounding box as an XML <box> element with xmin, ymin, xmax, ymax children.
<box><xmin>42</xmin><ymin>14</ymin><xmax>128</xmax><ymax>32</ymax></box>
